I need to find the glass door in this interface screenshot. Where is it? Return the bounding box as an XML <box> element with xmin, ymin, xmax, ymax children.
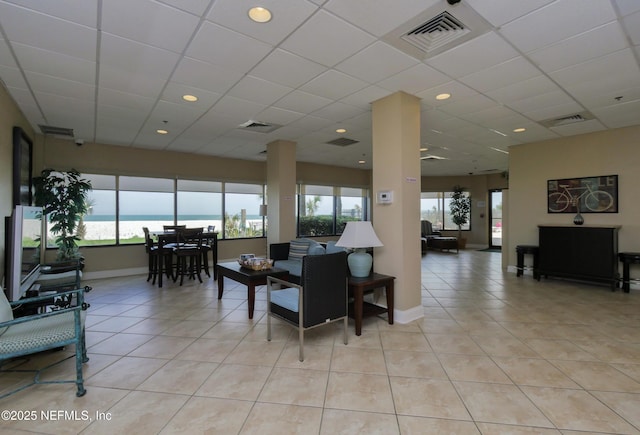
<box><xmin>489</xmin><ymin>190</ymin><xmax>503</xmax><ymax>249</ymax></box>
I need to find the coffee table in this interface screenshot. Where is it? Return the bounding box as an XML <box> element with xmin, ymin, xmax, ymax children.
<box><xmin>217</xmin><ymin>262</ymin><xmax>289</xmax><ymax>319</ymax></box>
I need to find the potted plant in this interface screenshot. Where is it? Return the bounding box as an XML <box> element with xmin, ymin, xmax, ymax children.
<box><xmin>33</xmin><ymin>169</ymin><xmax>92</xmax><ymax>262</ymax></box>
<box><xmin>449</xmin><ymin>185</ymin><xmax>471</xmax><ymax>249</ymax></box>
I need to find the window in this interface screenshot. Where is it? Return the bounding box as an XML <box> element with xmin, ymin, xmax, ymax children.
<box><xmin>298</xmin><ymin>185</ymin><xmax>368</xmax><ymax>236</ymax></box>
<box><xmin>421</xmin><ymin>191</ymin><xmax>470</xmax><ymax>231</ymax></box>
<box><xmin>119</xmin><ymin>176</ymin><xmax>175</xmax><ymax>244</ymax></box>
<box><xmin>224</xmin><ymin>182</ymin><xmax>265</xmax><ymax>239</ymax></box>
<box><xmin>78</xmin><ymin>174</ymin><xmax>116</xmax><ymax>246</ymax></box>
<box><xmin>177</xmin><ymin>180</ymin><xmax>222</xmax><ymax>232</ymax></box>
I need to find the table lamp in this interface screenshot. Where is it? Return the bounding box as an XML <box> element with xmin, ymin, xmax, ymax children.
<box><xmin>335</xmin><ymin>221</ymin><xmax>383</xmax><ymax>277</ymax></box>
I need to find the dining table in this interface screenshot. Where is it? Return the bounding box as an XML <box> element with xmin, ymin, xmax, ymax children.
<box><xmin>151</xmin><ymin>229</ymin><xmax>218</xmax><ymax>288</ymax></box>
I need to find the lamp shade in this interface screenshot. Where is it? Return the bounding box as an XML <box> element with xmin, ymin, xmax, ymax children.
<box><xmin>335</xmin><ymin>221</ymin><xmax>383</xmax><ymax>248</ymax></box>
<box><xmin>335</xmin><ymin>221</ymin><xmax>383</xmax><ymax>277</ymax></box>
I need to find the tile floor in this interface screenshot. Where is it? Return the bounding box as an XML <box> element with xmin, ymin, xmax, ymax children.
<box><xmin>2</xmin><ymin>250</ymin><xmax>640</xmax><ymax>434</ymax></box>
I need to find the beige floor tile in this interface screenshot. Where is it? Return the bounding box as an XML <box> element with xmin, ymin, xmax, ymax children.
<box><xmin>275</xmin><ymin>343</ymin><xmax>333</xmax><ymax>370</ymax></box>
<box><xmin>83</xmin><ymin>390</ymin><xmax>188</xmax><ymax>434</ymax></box>
<box><xmin>160</xmin><ymin>396</ymin><xmax>253</xmax><ymax>434</ymax></box>
<box><xmin>425</xmin><ymin>333</ymin><xmax>485</xmax><ymax>355</ymax></box>
<box><xmin>87</xmin><ymin>356</ymin><xmax>168</xmax><ymax>389</ymax></box>
<box><xmin>398</xmin><ymin>415</ymin><xmax>481</xmax><ymax>434</ymax></box>
<box><xmin>86</xmin><ymin>332</ymin><xmax>153</xmax><ymax>355</ymax></box>
<box><xmin>454</xmin><ymin>382</ymin><xmax>554</xmax><ymax>427</ymax></box>
<box><xmin>224</xmin><ymin>339</ymin><xmax>285</xmax><ymax>366</ymax></box>
<box><xmin>128</xmin><ymin>335</ymin><xmax>196</xmax><ymax>359</ymax></box>
<box><xmin>471</xmin><ymin>335</ymin><xmax>540</xmax><ymax>358</ymax></box>
<box><xmin>552</xmin><ymin>360</ymin><xmax>640</xmax><ymax>392</ymax></box>
<box><xmin>591</xmin><ymin>390</ymin><xmax>640</xmax><ymax>429</ymax></box>
<box><xmin>122</xmin><ymin>318</ymin><xmax>181</xmax><ymax>335</ymax></box>
<box><xmin>137</xmin><ymin>359</ymin><xmax>218</xmax><ymax>394</ymax></box>
<box><xmin>379</xmin><ymin>330</ymin><xmax>431</xmax><ymax>352</ymax></box>
<box><xmin>330</xmin><ymin>346</ymin><xmax>387</xmax><ymax>374</ymax></box>
<box><xmin>384</xmin><ymin>350</ymin><xmax>448</xmax><ymax>379</ymax></box>
<box><xmin>493</xmin><ymin>357</ymin><xmax>581</xmax><ymax>388</ymax></box>
<box><xmin>258</xmin><ymin>367</ymin><xmax>328</xmax><ymax>406</ymax></box>
<box><xmin>439</xmin><ymin>354</ymin><xmax>513</xmax><ymax>384</ymax></box>
<box><xmin>390</xmin><ymin>377</ymin><xmax>471</xmax><ymax>420</ymax></box>
<box><xmin>174</xmin><ymin>337</ymin><xmax>239</xmax><ymax>363</ymax></box>
<box><xmin>325</xmin><ymin>372</ymin><xmax>395</xmax><ymax>414</ymax></box>
<box><xmin>239</xmin><ymin>402</ymin><xmax>322</xmax><ymax>435</ymax></box>
<box><xmin>522</xmin><ymin>338</ymin><xmax>598</xmax><ymax>361</ymax></box>
<box><xmin>475</xmin><ymin>422</ymin><xmax>561</xmax><ymax>434</ymax></box>
<box><xmin>522</xmin><ymin>386</ymin><xmax>639</xmax><ymax>433</ymax></box>
<box><xmin>196</xmin><ymin>363</ymin><xmax>271</xmax><ymax>400</ymax></box>
<box><xmin>321</xmin><ymin>409</ymin><xmax>400</xmax><ymax>435</ymax></box>
<box><xmin>87</xmin><ymin>315</ymin><xmax>144</xmax><ymax>333</ymax></box>
<box><xmin>159</xmin><ymin>319</ymin><xmax>216</xmax><ymax>337</ymax></box>
<box><xmin>201</xmin><ymin>322</ymin><xmax>253</xmax><ymax>340</ymax></box>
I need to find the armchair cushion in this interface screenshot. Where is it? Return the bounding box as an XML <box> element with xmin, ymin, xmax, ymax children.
<box><xmin>288</xmin><ymin>239</ymin><xmax>310</xmax><ymax>261</ymax></box>
<box><xmin>326</xmin><ymin>241</ymin><xmax>347</xmax><ymax>254</ymax></box>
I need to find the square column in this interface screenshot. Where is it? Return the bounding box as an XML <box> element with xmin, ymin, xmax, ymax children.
<box><xmin>266</xmin><ymin>140</ymin><xmax>297</xmax><ymax>246</ymax></box>
<box><xmin>371</xmin><ymin>91</ymin><xmax>423</xmax><ymax>323</ymax></box>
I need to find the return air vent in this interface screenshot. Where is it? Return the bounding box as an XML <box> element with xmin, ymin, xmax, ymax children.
<box><xmin>326</xmin><ymin>137</ymin><xmax>359</xmax><ymax>147</ymax></box>
<box><xmin>382</xmin><ymin>3</ymin><xmax>491</xmax><ymax>60</ymax></box>
<box><xmin>539</xmin><ymin>111</ymin><xmax>595</xmax><ymax>128</ymax></box>
<box><xmin>38</xmin><ymin>124</ymin><xmax>75</xmax><ymax>138</ymax></box>
<box><xmin>237</xmin><ymin>120</ymin><xmax>282</xmax><ymax>133</ymax></box>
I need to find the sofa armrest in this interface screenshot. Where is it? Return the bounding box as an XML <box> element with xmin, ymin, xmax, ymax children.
<box><xmin>269</xmin><ymin>243</ymin><xmax>290</xmax><ymax>261</ymax></box>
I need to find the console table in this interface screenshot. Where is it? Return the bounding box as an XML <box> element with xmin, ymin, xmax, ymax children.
<box><xmin>538</xmin><ymin>225</ymin><xmax>620</xmax><ymax>290</ymax></box>
<box><xmin>348</xmin><ymin>273</ymin><xmax>394</xmax><ymax>336</ymax></box>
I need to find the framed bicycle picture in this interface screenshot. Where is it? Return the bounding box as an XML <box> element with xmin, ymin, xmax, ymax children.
<box><xmin>547</xmin><ymin>175</ymin><xmax>618</xmax><ymax>213</ymax></box>
<box><xmin>12</xmin><ymin>126</ymin><xmax>34</xmax><ymax>206</ymax></box>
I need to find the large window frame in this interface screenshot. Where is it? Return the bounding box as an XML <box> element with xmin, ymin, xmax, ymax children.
<box><xmin>421</xmin><ymin>191</ymin><xmax>471</xmax><ymax>231</ymax></box>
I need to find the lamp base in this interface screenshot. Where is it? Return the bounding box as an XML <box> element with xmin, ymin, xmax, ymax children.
<box><xmin>347</xmin><ymin>249</ymin><xmax>372</xmax><ymax>277</ymax></box>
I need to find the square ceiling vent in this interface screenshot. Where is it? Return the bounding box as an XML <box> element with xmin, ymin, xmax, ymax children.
<box><xmin>237</xmin><ymin>120</ymin><xmax>282</xmax><ymax>133</ymax></box>
<box><xmin>382</xmin><ymin>3</ymin><xmax>492</xmax><ymax>60</ymax></box>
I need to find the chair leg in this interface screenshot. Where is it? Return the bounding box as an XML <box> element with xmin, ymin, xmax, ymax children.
<box><xmin>343</xmin><ymin>316</ymin><xmax>348</xmax><ymax>345</ymax></box>
<box><xmin>267</xmin><ymin>313</ymin><xmax>272</xmax><ymax>341</ymax></box>
<box><xmin>75</xmin><ymin>330</ymin><xmax>87</xmax><ymax>397</ymax></box>
<box><xmin>299</xmin><ymin>327</ymin><xmax>304</xmax><ymax>362</ymax></box>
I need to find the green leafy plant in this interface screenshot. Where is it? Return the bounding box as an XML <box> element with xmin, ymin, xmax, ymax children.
<box><xmin>33</xmin><ymin>169</ymin><xmax>92</xmax><ymax>261</ymax></box>
<box><xmin>450</xmin><ymin>185</ymin><xmax>471</xmax><ymax>241</ymax></box>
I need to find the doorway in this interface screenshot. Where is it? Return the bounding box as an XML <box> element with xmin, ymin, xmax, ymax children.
<box><xmin>489</xmin><ymin>190</ymin><xmax>503</xmax><ymax>249</ymax></box>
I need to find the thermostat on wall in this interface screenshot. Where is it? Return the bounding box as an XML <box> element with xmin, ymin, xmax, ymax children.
<box><xmin>377</xmin><ymin>190</ymin><xmax>393</xmax><ymax>204</ymax></box>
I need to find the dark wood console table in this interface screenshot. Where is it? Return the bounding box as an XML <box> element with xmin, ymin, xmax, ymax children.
<box><xmin>348</xmin><ymin>273</ymin><xmax>395</xmax><ymax>336</ymax></box>
<box><xmin>538</xmin><ymin>225</ymin><xmax>620</xmax><ymax>290</ymax></box>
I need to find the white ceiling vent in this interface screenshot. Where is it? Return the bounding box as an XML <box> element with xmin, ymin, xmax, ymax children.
<box><xmin>39</xmin><ymin>124</ymin><xmax>75</xmax><ymax>138</ymax></box>
<box><xmin>539</xmin><ymin>111</ymin><xmax>595</xmax><ymax>128</ymax></box>
<box><xmin>382</xmin><ymin>3</ymin><xmax>491</xmax><ymax>60</ymax></box>
<box><xmin>237</xmin><ymin>120</ymin><xmax>282</xmax><ymax>133</ymax></box>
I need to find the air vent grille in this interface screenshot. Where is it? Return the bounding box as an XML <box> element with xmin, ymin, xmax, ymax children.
<box><xmin>39</xmin><ymin>124</ymin><xmax>75</xmax><ymax>138</ymax></box>
<box><xmin>326</xmin><ymin>137</ymin><xmax>359</xmax><ymax>147</ymax></box>
<box><xmin>401</xmin><ymin>11</ymin><xmax>470</xmax><ymax>53</ymax></box>
<box><xmin>539</xmin><ymin>111</ymin><xmax>595</xmax><ymax>128</ymax></box>
<box><xmin>237</xmin><ymin>120</ymin><xmax>282</xmax><ymax>133</ymax></box>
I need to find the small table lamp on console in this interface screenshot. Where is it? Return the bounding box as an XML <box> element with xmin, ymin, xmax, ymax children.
<box><xmin>335</xmin><ymin>221</ymin><xmax>383</xmax><ymax>277</ymax></box>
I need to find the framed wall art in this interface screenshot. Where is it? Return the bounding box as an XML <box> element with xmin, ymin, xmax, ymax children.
<box><xmin>12</xmin><ymin>126</ymin><xmax>34</xmax><ymax>206</ymax></box>
<box><xmin>547</xmin><ymin>175</ymin><xmax>618</xmax><ymax>213</ymax></box>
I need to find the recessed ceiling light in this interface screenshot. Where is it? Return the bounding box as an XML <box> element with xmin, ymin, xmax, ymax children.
<box><xmin>358</xmin><ymin>160</ymin><xmax>366</xmax><ymax>164</ymax></box>
<box><xmin>436</xmin><ymin>93</ymin><xmax>451</xmax><ymax>100</ymax></box>
<box><xmin>156</xmin><ymin>129</ymin><xmax>168</xmax><ymax>135</ymax></box>
<box><xmin>248</xmin><ymin>7</ymin><xmax>272</xmax><ymax>23</ymax></box>
<box><xmin>513</xmin><ymin>127</ymin><xmax>526</xmax><ymax>133</ymax></box>
<box><xmin>336</xmin><ymin>128</ymin><xmax>347</xmax><ymax>133</ymax></box>
<box><xmin>182</xmin><ymin>94</ymin><xmax>198</xmax><ymax>102</ymax></box>
<box><xmin>420</xmin><ymin>147</ymin><xmax>428</xmax><ymax>152</ymax></box>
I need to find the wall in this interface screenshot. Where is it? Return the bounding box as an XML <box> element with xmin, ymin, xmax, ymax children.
<box><xmin>507</xmin><ymin>125</ymin><xmax>640</xmax><ymax>270</ymax></box>
<box><xmin>421</xmin><ymin>173</ymin><xmax>508</xmax><ymax>246</ymax></box>
<box><xmin>0</xmin><ymin>84</ymin><xmax>36</xmax><ymax>287</ymax></box>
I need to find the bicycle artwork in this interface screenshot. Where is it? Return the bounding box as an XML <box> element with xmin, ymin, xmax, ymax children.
<box><xmin>547</xmin><ymin>175</ymin><xmax>618</xmax><ymax>213</ymax></box>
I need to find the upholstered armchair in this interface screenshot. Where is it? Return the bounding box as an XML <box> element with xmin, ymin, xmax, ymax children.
<box><xmin>0</xmin><ymin>286</ymin><xmax>91</xmax><ymax>398</ymax></box>
<box><xmin>267</xmin><ymin>251</ymin><xmax>348</xmax><ymax>361</ymax></box>
<box><xmin>420</xmin><ymin>220</ymin><xmax>441</xmax><ymax>254</ymax></box>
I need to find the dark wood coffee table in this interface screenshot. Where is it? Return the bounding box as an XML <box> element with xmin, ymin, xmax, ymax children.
<box><xmin>217</xmin><ymin>262</ymin><xmax>289</xmax><ymax>319</ymax></box>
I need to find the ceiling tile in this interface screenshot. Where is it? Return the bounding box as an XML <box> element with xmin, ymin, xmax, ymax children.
<box><xmin>228</xmin><ymin>76</ymin><xmax>293</xmax><ymax>106</ymax></box>
<box><xmin>255</xmin><ymin>106</ymin><xmax>305</xmax><ymax>125</ymax></box>
<box><xmin>324</xmin><ymin>0</ymin><xmax>439</xmax><ymax>37</ymax></box>
<box><xmin>207</xmin><ymin>0</ymin><xmax>318</xmax><ymax>46</ymax></box>
<box><xmin>250</xmin><ymin>49</ymin><xmax>326</xmax><ymax>88</ymax></box>
<box><xmin>187</xmin><ymin>21</ymin><xmax>273</xmax><ymax>71</ymax></box>
<box><xmin>0</xmin><ymin>2</ymin><xmax>97</xmax><ymax>61</ymax></box>
<box><xmin>464</xmin><ymin>0</ymin><xmax>555</xmax><ymax>26</ymax></box>
<box><xmin>550</xmin><ymin>118</ymin><xmax>607</xmax><ymax>136</ymax></box>
<box><xmin>299</xmin><ymin>70</ymin><xmax>368</xmax><ymax>101</ymax></box>
<box><xmin>280</xmin><ymin>10</ymin><xmax>376</xmax><ymax>67</ymax></box>
<box><xmin>335</xmin><ymin>41</ymin><xmax>418</xmax><ymax>84</ymax></box>
<box><xmin>311</xmin><ymin>101</ymin><xmax>366</xmax><ymax>122</ymax></box>
<box><xmin>426</xmin><ymin>31</ymin><xmax>519</xmax><ymax>78</ymax></box>
<box><xmin>25</xmin><ymin>71</ymin><xmax>94</xmax><ymax>101</ymax></box>
<box><xmin>614</xmin><ymin>0</ymin><xmax>640</xmax><ymax>17</ymax></box>
<box><xmin>158</xmin><ymin>0</ymin><xmax>213</xmax><ymax>16</ymax></box>
<box><xmin>459</xmin><ymin>56</ymin><xmax>541</xmax><ymax>93</ymax></box>
<box><xmin>522</xmin><ymin>100</ymin><xmax>584</xmax><ymax>122</ymax></box>
<box><xmin>529</xmin><ymin>22</ymin><xmax>628</xmax><ymax>73</ymax></box>
<box><xmin>161</xmin><ymin>82</ymin><xmax>221</xmax><ymax>108</ymax></box>
<box><xmin>210</xmin><ymin>95</ymin><xmax>267</xmax><ymax>122</ymax></box>
<box><xmin>340</xmin><ymin>85</ymin><xmax>391</xmax><ymax>109</ymax></box>
<box><xmin>1</xmin><ymin>0</ymin><xmax>98</xmax><ymax>26</ymax></box>
<box><xmin>98</xmin><ymin>88</ymin><xmax>156</xmax><ymax>113</ymax></box>
<box><xmin>500</xmin><ymin>0</ymin><xmax>617</xmax><ymax>53</ymax></box>
<box><xmin>13</xmin><ymin>42</ymin><xmax>96</xmax><ymax>85</ymax></box>
<box><xmin>485</xmin><ymin>76</ymin><xmax>559</xmax><ymax>105</ymax></box>
<box><xmin>507</xmin><ymin>90</ymin><xmax>579</xmax><ymax>118</ymax></box>
<box><xmin>102</xmin><ymin>0</ymin><xmax>200</xmax><ymax>53</ymax></box>
<box><xmin>377</xmin><ymin>63</ymin><xmax>450</xmax><ymax>95</ymax></box>
<box><xmin>172</xmin><ymin>57</ymin><xmax>241</xmax><ymax>94</ymax></box>
<box><xmin>439</xmin><ymin>94</ymin><xmax>498</xmax><ymax>117</ymax></box>
<box><xmin>622</xmin><ymin>10</ymin><xmax>640</xmax><ymax>45</ymax></box>
<box><xmin>273</xmin><ymin>90</ymin><xmax>333</xmax><ymax>114</ymax></box>
<box><xmin>592</xmin><ymin>99</ymin><xmax>640</xmax><ymax>128</ymax></box>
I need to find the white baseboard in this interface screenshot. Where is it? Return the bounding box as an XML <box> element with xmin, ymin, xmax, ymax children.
<box><xmin>83</xmin><ymin>267</ymin><xmax>147</xmax><ymax>281</ymax></box>
<box><xmin>393</xmin><ymin>305</ymin><xmax>424</xmax><ymax>324</ymax></box>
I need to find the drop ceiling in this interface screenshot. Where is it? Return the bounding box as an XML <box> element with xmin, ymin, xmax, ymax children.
<box><xmin>0</xmin><ymin>0</ymin><xmax>638</xmax><ymax>176</ymax></box>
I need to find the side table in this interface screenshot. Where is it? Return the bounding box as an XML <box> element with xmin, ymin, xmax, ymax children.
<box><xmin>348</xmin><ymin>273</ymin><xmax>395</xmax><ymax>336</ymax></box>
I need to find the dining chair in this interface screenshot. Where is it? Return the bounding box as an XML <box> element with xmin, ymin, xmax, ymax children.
<box><xmin>172</xmin><ymin>227</ymin><xmax>204</xmax><ymax>285</ymax></box>
<box><xmin>143</xmin><ymin>227</ymin><xmax>173</xmax><ymax>284</ymax></box>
